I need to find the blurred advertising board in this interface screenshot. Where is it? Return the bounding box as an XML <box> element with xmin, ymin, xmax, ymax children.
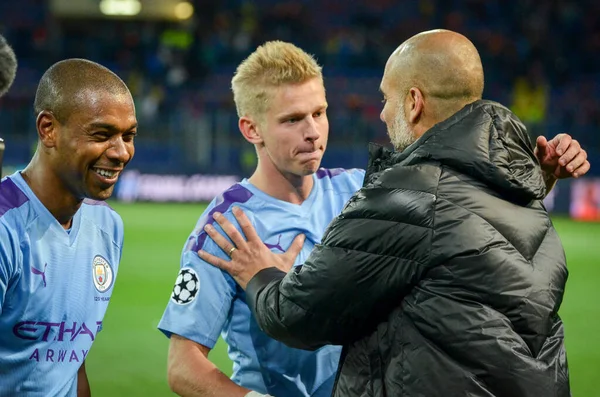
<box><xmin>112</xmin><ymin>171</ymin><xmax>600</xmax><ymax>223</ymax></box>
<box><xmin>113</xmin><ymin>170</ymin><xmax>240</xmax><ymax>203</ymax></box>
<box><xmin>570</xmin><ymin>178</ymin><xmax>600</xmax><ymax>221</ymax></box>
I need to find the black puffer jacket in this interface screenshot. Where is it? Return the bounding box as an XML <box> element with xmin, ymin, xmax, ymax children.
<box><xmin>247</xmin><ymin>100</ymin><xmax>570</xmax><ymax>397</ymax></box>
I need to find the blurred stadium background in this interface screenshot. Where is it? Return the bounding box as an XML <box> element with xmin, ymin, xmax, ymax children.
<box><xmin>1</xmin><ymin>0</ymin><xmax>599</xmax><ymax>395</ymax></box>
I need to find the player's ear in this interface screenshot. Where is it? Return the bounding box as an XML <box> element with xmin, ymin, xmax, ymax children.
<box><xmin>36</xmin><ymin>110</ymin><xmax>58</xmax><ymax>149</ymax></box>
<box><xmin>239</xmin><ymin>116</ymin><xmax>263</xmax><ymax>145</ymax></box>
<box><xmin>407</xmin><ymin>87</ymin><xmax>424</xmax><ymax>124</ymax></box>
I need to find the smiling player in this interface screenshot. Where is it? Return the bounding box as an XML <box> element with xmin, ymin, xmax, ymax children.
<box><xmin>0</xmin><ymin>58</ymin><xmax>137</xmax><ymax>396</ymax></box>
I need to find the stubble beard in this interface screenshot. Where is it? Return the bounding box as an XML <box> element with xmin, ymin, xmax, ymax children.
<box><xmin>389</xmin><ymin>102</ymin><xmax>417</xmax><ymax>152</ymax></box>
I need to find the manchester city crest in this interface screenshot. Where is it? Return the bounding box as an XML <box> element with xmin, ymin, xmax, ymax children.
<box><xmin>92</xmin><ymin>255</ymin><xmax>114</xmax><ymax>293</ymax></box>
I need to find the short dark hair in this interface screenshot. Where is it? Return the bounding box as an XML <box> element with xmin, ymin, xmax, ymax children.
<box><xmin>33</xmin><ymin>58</ymin><xmax>130</xmax><ymax>123</ymax></box>
<box><xmin>0</xmin><ymin>34</ymin><xmax>17</xmax><ymax>97</ymax></box>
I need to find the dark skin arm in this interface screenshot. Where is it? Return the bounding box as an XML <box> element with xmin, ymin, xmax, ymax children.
<box><xmin>77</xmin><ymin>361</ymin><xmax>91</xmax><ymax>397</ymax></box>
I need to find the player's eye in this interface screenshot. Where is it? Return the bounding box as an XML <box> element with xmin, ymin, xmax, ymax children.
<box><xmin>94</xmin><ymin>132</ymin><xmax>110</xmax><ymax>140</ymax></box>
<box><xmin>123</xmin><ymin>132</ymin><xmax>137</xmax><ymax>142</ymax></box>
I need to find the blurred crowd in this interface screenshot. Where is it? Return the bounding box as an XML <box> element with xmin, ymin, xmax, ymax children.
<box><xmin>0</xmin><ymin>0</ymin><xmax>598</xmax><ymax>175</ymax></box>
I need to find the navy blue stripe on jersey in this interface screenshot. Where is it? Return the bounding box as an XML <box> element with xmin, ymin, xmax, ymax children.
<box><xmin>190</xmin><ymin>184</ymin><xmax>253</xmax><ymax>252</ymax></box>
<box><xmin>0</xmin><ymin>177</ymin><xmax>29</xmax><ymax>218</ymax></box>
<box><xmin>315</xmin><ymin>168</ymin><xmax>347</xmax><ymax>179</ymax></box>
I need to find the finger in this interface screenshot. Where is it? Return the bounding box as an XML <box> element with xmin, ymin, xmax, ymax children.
<box><xmin>284</xmin><ymin>234</ymin><xmax>305</xmax><ymax>261</ymax></box>
<box><xmin>562</xmin><ymin>149</ymin><xmax>586</xmax><ymax>173</ymax></box>
<box><xmin>198</xmin><ymin>249</ymin><xmax>234</xmax><ymax>274</ymax></box>
<box><xmin>232</xmin><ymin>206</ymin><xmax>261</xmax><ymax>244</ymax></box>
<box><xmin>558</xmin><ymin>140</ymin><xmax>581</xmax><ymax>168</ymax></box>
<box><xmin>212</xmin><ymin>212</ymin><xmax>248</xmax><ymax>251</ymax></box>
<box><xmin>554</xmin><ymin>133</ymin><xmax>571</xmax><ymax>156</ymax></box>
<box><xmin>535</xmin><ymin>135</ymin><xmax>548</xmax><ymax>160</ymax></box>
<box><xmin>572</xmin><ymin>161</ymin><xmax>590</xmax><ymax>178</ymax></box>
<box><xmin>204</xmin><ymin>223</ymin><xmax>237</xmax><ymax>255</ymax></box>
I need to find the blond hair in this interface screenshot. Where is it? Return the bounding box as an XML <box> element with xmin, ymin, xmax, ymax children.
<box><xmin>231</xmin><ymin>41</ymin><xmax>323</xmax><ymax>122</ymax></box>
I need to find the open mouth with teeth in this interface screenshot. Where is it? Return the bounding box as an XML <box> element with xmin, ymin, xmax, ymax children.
<box><xmin>92</xmin><ymin>167</ymin><xmax>119</xmax><ymax>181</ymax></box>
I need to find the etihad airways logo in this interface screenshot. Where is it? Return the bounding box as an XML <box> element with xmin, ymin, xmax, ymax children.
<box><xmin>13</xmin><ymin>321</ymin><xmax>103</xmax><ymax>342</ymax></box>
<box><xmin>13</xmin><ymin>321</ymin><xmax>103</xmax><ymax>363</ymax></box>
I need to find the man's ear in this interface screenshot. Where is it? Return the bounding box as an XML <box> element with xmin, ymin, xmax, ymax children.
<box><xmin>239</xmin><ymin>116</ymin><xmax>264</xmax><ymax>145</ymax></box>
<box><xmin>36</xmin><ymin>111</ymin><xmax>59</xmax><ymax>149</ymax></box>
<box><xmin>407</xmin><ymin>87</ymin><xmax>424</xmax><ymax>124</ymax></box>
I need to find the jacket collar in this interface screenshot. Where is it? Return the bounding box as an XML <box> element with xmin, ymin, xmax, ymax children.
<box><xmin>364</xmin><ymin>100</ymin><xmax>546</xmax><ymax>203</ymax></box>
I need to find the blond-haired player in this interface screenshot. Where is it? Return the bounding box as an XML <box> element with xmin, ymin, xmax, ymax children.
<box><xmin>158</xmin><ymin>41</ymin><xmax>365</xmax><ymax>397</ymax></box>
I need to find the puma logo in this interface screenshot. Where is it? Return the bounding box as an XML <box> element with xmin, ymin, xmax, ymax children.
<box><xmin>265</xmin><ymin>234</ymin><xmax>285</xmax><ymax>253</ymax></box>
<box><xmin>31</xmin><ymin>263</ymin><xmax>48</xmax><ymax>287</ymax></box>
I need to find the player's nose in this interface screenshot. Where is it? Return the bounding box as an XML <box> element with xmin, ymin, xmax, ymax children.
<box><xmin>106</xmin><ymin>136</ymin><xmax>133</xmax><ymax>164</ymax></box>
<box><xmin>305</xmin><ymin>117</ymin><xmax>320</xmax><ymax>142</ymax></box>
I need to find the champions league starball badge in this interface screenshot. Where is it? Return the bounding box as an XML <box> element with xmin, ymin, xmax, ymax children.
<box><xmin>171</xmin><ymin>268</ymin><xmax>199</xmax><ymax>305</ymax></box>
<box><xmin>92</xmin><ymin>255</ymin><xmax>114</xmax><ymax>293</ymax></box>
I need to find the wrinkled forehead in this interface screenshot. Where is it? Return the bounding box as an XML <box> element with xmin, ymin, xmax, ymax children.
<box><xmin>72</xmin><ymin>88</ymin><xmax>133</xmax><ymax>112</ymax></box>
<box><xmin>381</xmin><ymin>45</ymin><xmax>409</xmax><ymax>92</ymax></box>
<box><xmin>380</xmin><ymin>61</ymin><xmax>399</xmax><ymax>95</ymax></box>
<box><xmin>67</xmin><ymin>89</ymin><xmax>136</xmax><ymax>126</ymax></box>
<box><xmin>77</xmin><ymin>86</ymin><xmax>131</xmax><ymax>103</ymax></box>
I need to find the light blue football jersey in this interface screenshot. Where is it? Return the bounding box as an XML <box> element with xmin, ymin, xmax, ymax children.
<box><xmin>0</xmin><ymin>172</ymin><xmax>123</xmax><ymax>396</ymax></box>
<box><xmin>158</xmin><ymin>168</ymin><xmax>365</xmax><ymax>397</ymax></box>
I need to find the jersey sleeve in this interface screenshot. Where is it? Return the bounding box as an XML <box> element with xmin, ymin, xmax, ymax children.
<box><xmin>157</xmin><ymin>212</ymin><xmax>241</xmax><ymax>349</ymax></box>
<box><xmin>351</xmin><ymin>168</ymin><xmax>366</xmax><ymax>186</ymax></box>
<box><xmin>113</xmin><ymin>212</ymin><xmax>125</xmax><ymax>277</ymax></box>
<box><xmin>0</xmin><ymin>223</ymin><xmax>17</xmax><ymax>314</ymax></box>
<box><xmin>332</xmin><ymin>168</ymin><xmax>366</xmax><ymax>195</ymax></box>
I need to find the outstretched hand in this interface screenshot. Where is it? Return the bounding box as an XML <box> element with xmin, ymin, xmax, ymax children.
<box><xmin>198</xmin><ymin>206</ymin><xmax>305</xmax><ymax>290</ymax></box>
<box><xmin>535</xmin><ymin>134</ymin><xmax>590</xmax><ymax>180</ymax></box>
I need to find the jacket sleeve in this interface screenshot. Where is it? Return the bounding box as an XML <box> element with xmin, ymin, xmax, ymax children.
<box><xmin>246</xmin><ymin>163</ymin><xmax>441</xmax><ymax>350</ymax></box>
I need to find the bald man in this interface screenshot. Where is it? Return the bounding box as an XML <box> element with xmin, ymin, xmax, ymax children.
<box><xmin>0</xmin><ymin>59</ymin><xmax>137</xmax><ymax>396</ymax></box>
<box><xmin>199</xmin><ymin>30</ymin><xmax>574</xmax><ymax>396</ymax></box>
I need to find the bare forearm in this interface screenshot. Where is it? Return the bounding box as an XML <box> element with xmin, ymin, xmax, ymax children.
<box><xmin>77</xmin><ymin>361</ymin><xmax>91</xmax><ymax>397</ymax></box>
<box><xmin>169</xmin><ymin>364</ymin><xmax>249</xmax><ymax>397</ymax></box>
<box><xmin>168</xmin><ymin>335</ymin><xmax>249</xmax><ymax>397</ymax></box>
